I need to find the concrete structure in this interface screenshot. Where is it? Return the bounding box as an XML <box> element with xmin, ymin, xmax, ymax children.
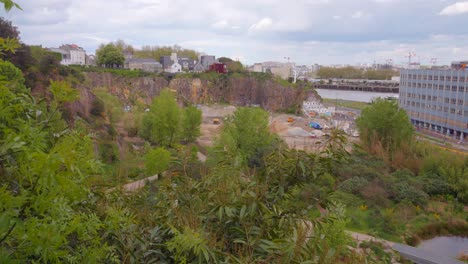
<box><xmin>125</xmin><ymin>58</ymin><xmax>162</xmax><ymax>73</ymax></box>
<box><xmin>399</xmin><ymin>66</ymin><xmax>468</xmax><ymax>141</ymax></box>
<box><xmin>200</xmin><ymin>55</ymin><xmax>216</xmax><ymax>69</ymax></box>
<box><xmin>49</xmin><ymin>44</ymin><xmax>86</xmax><ymax>65</ymax></box>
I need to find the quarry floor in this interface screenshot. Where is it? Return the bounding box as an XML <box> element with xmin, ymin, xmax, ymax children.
<box><xmin>196</xmin><ymin>105</ymin><xmax>359</xmax><ymax>153</ymax></box>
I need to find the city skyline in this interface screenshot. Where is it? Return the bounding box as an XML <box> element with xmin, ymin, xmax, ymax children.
<box><xmin>2</xmin><ymin>0</ymin><xmax>468</xmax><ymax>65</ymax></box>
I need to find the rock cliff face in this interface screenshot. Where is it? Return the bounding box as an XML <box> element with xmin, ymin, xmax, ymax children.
<box><xmin>169</xmin><ymin>77</ymin><xmax>310</xmax><ymax>112</ymax></box>
<box><xmin>79</xmin><ymin>72</ymin><xmax>318</xmax><ymax>115</ymax></box>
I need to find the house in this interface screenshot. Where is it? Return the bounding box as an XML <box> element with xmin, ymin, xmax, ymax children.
<box><xmin>193</xmin><ymin>62</ymin><xmax>205</xmax><ymax>73</ymax></box>
<box><xmin>178</xmin><ymin>57</ymin><xmax>196</xmax><ymax>71</ymax></box>
<box><xmin>48</xmin><ymin>44</ymin><xmax>86</xmax><ymax>65</ymax></box>
<box><xmin>168</xmin><ymin>61</ymin><xmax>182</xmax><ymax>73</ymax></box>
<box><xmin>126</xmin><ymin>58</ymin><xmax>162</xmax><ymax>73</ymax></box>
<box><xmin>209</xmin><ymin>63</ymin><xmax>228</xmax><ymax>74</ymax></box>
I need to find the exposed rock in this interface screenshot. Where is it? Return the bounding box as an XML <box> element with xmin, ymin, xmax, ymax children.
<box><xmin>70</xmin><ymin>73</ymin><xmax>320</xmax><ymax>119</ymax></box>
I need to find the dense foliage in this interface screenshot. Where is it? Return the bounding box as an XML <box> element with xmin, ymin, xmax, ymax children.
<box><xmin>356</xmin><ymin>98</ymin><xmax>414</xmax><ymax>156</ymax></box>
<box><xmin>134</xmin><ymin>44</ymin><xmax>200</xmax><ymax>60</ymax></box>
<box><xmin>96</xmin><ymin>43</ymin><xmax>125</xmax><ymax>68</ymax></box>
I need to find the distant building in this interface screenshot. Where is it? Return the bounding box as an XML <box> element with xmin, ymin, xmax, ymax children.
<box><xmin>399</xmin><ymin>63</ymin><xmax>468</xmax><ymax>141</ymax></box>
<box><xmin>48</xmin><ymin>44</ymin><xmax>86</xmax><ymax>65</ymax></box>
<box><xmin>168</xmin><ymin>61</ymin><xmax>182</xmax><ymax>73</ymax></box>
<box><xmin>209</xmin><ymin>62</ymin><xmax>227</xmax><ymax>74</ymax></box>
<box><xmin>86</xmin><ymin>54</ymin><xmax>96</xmax><ymax>66</ymax></box>
<box><xmin>178</xmin><ymin>57</ymin><xmax>196</xmax><ymax>71</ymax></box>
<box><xmin>193</xmin><ymin>62</ymin><xmax>205</xmax><ymax>73</ymax></box>
<box><xmin>160</xmin><ymin>56</ymin><xmax>173</xmax><ymax>71</ymax></box>
<box><xmin>200</xmin><ymin>55</ymin><xmax>216</xmax><ymax>69</ymax></box>
<box><xmin>125</xmin><ymin>58</ymin><xmax>162</xmax><ymax>73</ymax></box>
<box><xmin>252</xmin><ymin>63</ymin><xmax>263</xmax><ymax>73</ymax></box>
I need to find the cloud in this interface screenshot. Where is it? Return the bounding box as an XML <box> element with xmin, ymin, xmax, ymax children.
<box><xmin>351</xmin><ymin>11</ymin><xmax>365</xmax><ymax>19</ymax></box>
<box><xmin>2</xmin><ymin>0</ymin><xmax>468</xmax><ymax>65</ymax></box>
<box><xmin>249</xmin><ymin>18</ymin><xmax>273</xmax><ymax>31</ymax></box>
<box><xmin>439</xmin><ymin>1</ymin><xmax>468</xmax><ymax>15</ymax></box>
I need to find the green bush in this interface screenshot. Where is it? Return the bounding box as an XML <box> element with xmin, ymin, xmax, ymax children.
<box><xmin>338</xmin><ymin>177</ymin><xmax>369</xmax><ymax>195</ymax></box>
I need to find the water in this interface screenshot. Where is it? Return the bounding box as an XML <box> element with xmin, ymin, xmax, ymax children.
<box><xmin>418</xmin><ymin>236</ymin><xmax>468</xmax><ymax>259</ymax></box>
<box><xmin>316</xmin><ymin>89</ymin><xmax>398</xmax><ymax>103</ymax></box>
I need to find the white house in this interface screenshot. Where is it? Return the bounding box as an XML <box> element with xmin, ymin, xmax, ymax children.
<box><xmin>48</xmin><ymin>44</ymin><xmax>86</xmax><ymax>65</ymax></box>
<box><xmin>169</xmin><ymin>61</ymin><xmax>182</xmax><ymax>73</ymax></box>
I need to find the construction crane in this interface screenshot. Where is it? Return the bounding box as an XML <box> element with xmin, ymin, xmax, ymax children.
<box><xmin>405</xmin><ymin>52</ymin><xmax>416</xmax><ymax>68</ymax></box>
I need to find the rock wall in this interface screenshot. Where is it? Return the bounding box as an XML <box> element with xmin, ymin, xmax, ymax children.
<box><xmin>82</xmin><ymin>72</ymin><xmax>318</xmax><ymax>113</ymax></box>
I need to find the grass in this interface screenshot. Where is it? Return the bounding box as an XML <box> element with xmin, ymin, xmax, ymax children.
<box><xmin>322</xmin><ymin>98</ymin><xmax>370</xmax><ymax>110</ymax></box>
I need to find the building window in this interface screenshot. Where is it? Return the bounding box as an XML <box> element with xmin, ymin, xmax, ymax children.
<box><xmin>429</xmin><ymin>76</ymin><xmax>433</xmax><ymax>80</ymax></box>
<box><xmin>444</xmin><ymin>107</ymin><xmax>448</xmax><ymax>112</ymax></box>
<box><xmin>452</xmin><ymin>86</ymin><xmax>457</xmax><ymax>91</ymax></box>
<box><xmin>434</xmin><ymin>76</ymin><xmax>439</xmax><ymax>81</ymax></box>
<box><xmin>450</xmin><ymin>108</ymin><xmax>455</xmax><ymax>114</ymax></box>
<box><xmin>459</xmin><ymin>99</ymin><xmax>464</xmax><ymax>105</ymax></box>
<box><xmin>432</xmin><ymin>96</ymin><xmax>437</xmax><ymax>101</ymax></box>
<box><xmin>451</xmin><ymin>98</ymin><xmax>456</xmax><ymax>104</ymax></box>
<box><xmin>460</xmin><ymin>77</ymin><xmax>465</xmax><ymax>82</ymax></box>
<box><xmin>453</xmin><ymin>77</ymin><xmax>458</xmax><ymax>82</ymax></box>
<box><xmin>428</xmin><ymin>95</ymin><xmax>431</xmax><ymax>100</ymax></box>
<box><xmin>445</xmin><ymin>85</ymin><xmax>451</xmax><ymax>91</ymax></box>
<box><xmin>457</xmin><ymin>109</ymin><xmax>462</xmax><ymax>115</ymax></box>
<box><xmin>444</xmin><ymin>98</ymin><xmax>450</xmax><ymax>103</ymax></box>
<box><xmin>440</xmin><ymin>76</ymin><xmax>445</xmax><ymax>81</ymax></box>
<box><xmin>446</xmin><ymin>76</ymin><xmax>452</xmax><ymax>81</ymax></box>
<box><xmin>422</xmin><ymin>95</ymin><xmax>426</xmax><ymax>100</ymax></box>
<box><xmin>460</xmin><ymin>87</ymin><xmax>465</xmax><ymax>92</ymax></box>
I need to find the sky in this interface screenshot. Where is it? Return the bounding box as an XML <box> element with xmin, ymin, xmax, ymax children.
<box><xmin>2</xmin><ymin>0</ymin><xmax>468</xmax><ymax>66</ymax></box>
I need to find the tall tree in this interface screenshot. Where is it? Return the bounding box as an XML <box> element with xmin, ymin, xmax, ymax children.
<box><xmin>356</xmin><ymin>98</ymin><xmax>414</xmax><ymax>154</ymax></box>
<box><xmin>140</xmin><ymin>89</ymin><xmax>181</xmax><ymax>147</ymax></box>
<box><xmin>95</xmin><ymin>43</ymin><xmax>125</xmax><ymax>68</ymax></box>
<box><xmin>213</xmin><ymin>107</ymin><xmax>275</xmax><ymax>167</ymax></box>
<box><xmin>180</xmin><ymin>105</ymin><xmax>202</xmax><ymax>143</ymax></box>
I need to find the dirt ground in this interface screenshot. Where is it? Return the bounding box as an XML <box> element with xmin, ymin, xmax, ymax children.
<box><xmin>196</xmin><ymin>105</ymin><xmax>359</xmax><ymax>153</ymax></box>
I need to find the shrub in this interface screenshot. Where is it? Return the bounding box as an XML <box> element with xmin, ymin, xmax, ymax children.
<box><xmin>392</xmin><ymin>182</ymin><xmax>429</xmax><ymax>206</ymax></box>
<box><xmin>338</xmin><ymin>177</ymin><xmax>369</xmax><ymax>195</ymax></box>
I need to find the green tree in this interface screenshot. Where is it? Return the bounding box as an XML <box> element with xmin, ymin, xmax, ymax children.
<box><xmin>145</xmin><ymin>147</ymin><xmax>171</xmax><ymax>175</ymax></box>
<box><xmin>213</xmin><ymin>107</ymin><xmax>275</xmax><ymax>167</ymax></box>
<box><xmin>218</xmin><ymin>57</ymin><xmax>244</xmax><ymax>73</ymax></box>
<box><xmin>180</xmin><ymin>105</ymin><xmax>202</xmax><ymax>143</ymax></box>
<box><xmin>96</xmin><ymin>43</ymin><xmax>125</xmax><ymax>68</ymax></box>
<box><xmin>140</xmin><ymin>89</ymin><xmax>181</xmax><ymax>147</ymax></box>
<box><xmin>356</xmin><ymin>98</ymin><xmax>414</xmax><ymax>154</ymax></box>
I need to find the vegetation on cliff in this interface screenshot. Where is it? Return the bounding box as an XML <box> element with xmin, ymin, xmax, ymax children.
<box><xmin>1</xmin><ymin>7</ymin><xmax>466</xmax><ymax>263</ymax></box>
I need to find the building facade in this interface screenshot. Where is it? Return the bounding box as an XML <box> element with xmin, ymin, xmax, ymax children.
<box><xmin>49</xmin><ymin>44</ymin><xmax>86</xmax><ymax>65</ymax></box>
<box><xmin>399</xmin><ymin>68</ymin><xmax>468</xmax><ymax>140</ymax></box>
<box><xmin>125</xmin><ymin>58</ymin><xmax>162</xmax><ymax>73</ymax></box>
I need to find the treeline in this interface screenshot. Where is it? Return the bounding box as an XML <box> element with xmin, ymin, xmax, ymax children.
<box><xmin>317</xmin><ymin>66</ymin><xmax>398</xmax><ymax>80</ymax></box>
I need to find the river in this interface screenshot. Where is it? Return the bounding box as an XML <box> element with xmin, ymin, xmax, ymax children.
<box><xmin>316</xmin><ymin>89</ymin><xmax>398</xmax><ymax>103</ymax></box>
<box><xmin>418</xmin><ymin>236</ymin><xmax>468</xmax><ymax>259</ymax></box>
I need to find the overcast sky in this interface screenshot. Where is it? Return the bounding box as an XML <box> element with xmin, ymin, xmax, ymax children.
<box><xmin>2</xmin><ymin>0</ymin><xmax>468</xmax><ymax>65</ymax></box>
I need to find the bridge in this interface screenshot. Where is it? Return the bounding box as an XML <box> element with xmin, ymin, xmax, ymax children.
<box><xmin>313</xmin><ymin>83</ymin><xmax>399</xmax><ymax>93</ymax></box>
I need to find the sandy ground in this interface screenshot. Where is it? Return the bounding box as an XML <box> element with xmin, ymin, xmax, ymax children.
<box><xmin>196</xmin><ymin>105</ymin><xmax>359</xmax><ymax>154</ymax></box>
